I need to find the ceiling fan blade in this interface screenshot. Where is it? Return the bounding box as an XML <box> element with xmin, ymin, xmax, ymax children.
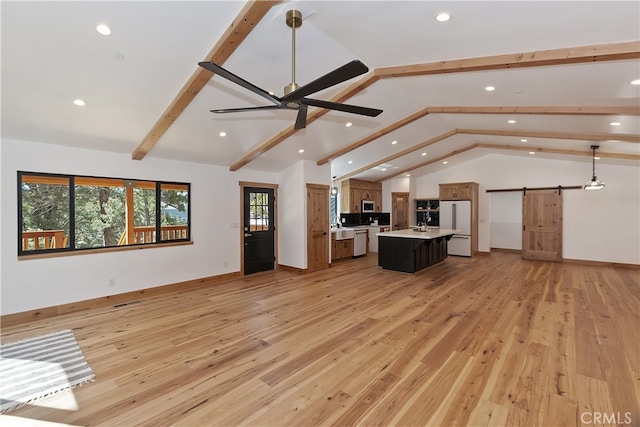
<box><xmin>302</xmin><ymin>98</ymin><xmax>383</xmax><ymax>117</ymax></box>
<box><xmin>294</xmin><ymin>104</ymin><xmax>308</xmax><ymax>129</ymax></box>
<box><xmin>198</xmin><ymin>61</ymin><xmax>282</xmax><ymax>106</ymax></box>
<box><xmin>211</xmin><ymin>105</ymin><xmax>283</xmax><ymax>113</ymax></box>
<box><xmin>281</xmin><ymin>60</ymin><xmax>369</xmax><ymax>101</ymax></box>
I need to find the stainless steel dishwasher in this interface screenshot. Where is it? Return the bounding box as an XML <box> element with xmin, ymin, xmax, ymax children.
<box><xmin>353</xmin><ymin>229</ymin><xmax>367</xmax><ymax>256</ymax></box>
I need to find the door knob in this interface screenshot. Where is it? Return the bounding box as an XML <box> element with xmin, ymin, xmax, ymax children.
<box><xmin>244</xmin><ymin>233</ymin><xmax>252</xmax><ymax>237</ymax></box>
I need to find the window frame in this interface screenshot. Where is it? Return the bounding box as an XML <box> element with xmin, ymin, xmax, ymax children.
<box><xmin>17</xmin><ymin>171</ymin><xmax>191</xmax><ymax>258</ymax></box>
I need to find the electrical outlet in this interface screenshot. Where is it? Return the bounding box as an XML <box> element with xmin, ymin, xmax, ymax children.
<box><xmin>108</xmin><ymin>278</ymin><xmax>116</xmax><ymax>287</ymax></box>
<box><xmin>223</xmin><ymin>261</ymin><xmax>228</xmax><ymax>268</ymax></box>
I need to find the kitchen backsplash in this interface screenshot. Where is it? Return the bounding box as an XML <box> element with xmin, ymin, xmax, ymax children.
<box><xmin>340</xmin><ymin>212</ymin><xmax>390</xmax><ymax>226</ymax></box>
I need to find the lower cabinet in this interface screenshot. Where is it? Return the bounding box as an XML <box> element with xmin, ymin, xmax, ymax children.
<box><xmin>331</xmin><ymin>234</ymin><xmax>354</xmax><ymax>261</ymax></box>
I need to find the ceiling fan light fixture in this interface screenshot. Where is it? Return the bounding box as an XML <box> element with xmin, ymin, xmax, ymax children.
<box><xmin>584</xmin><ymin>145</ymin><xmax>605</xmax><ymax>191</ymax></box>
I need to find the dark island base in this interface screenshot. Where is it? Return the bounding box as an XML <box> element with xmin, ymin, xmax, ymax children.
<box><xmin>378</xmin><ymin>235</ymin><xmax>452</xmax><ymax>273</ymax></box>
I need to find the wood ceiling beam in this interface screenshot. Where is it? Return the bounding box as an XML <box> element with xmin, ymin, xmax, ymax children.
<box><xmin>423</xmin><ymin>106</ymin><xmax>640</xmax><ymax>115</ymax></box>
<box><xmin>375</xmin><ymin>41</ymin><xmax>640</xmax><ymax>78</ymax></box>
<box><xmin>342</xmin><ymin>126</ymin><xmax>640</xmax><ymax>182</ymax></box>
<box><xmin>228</xmin><ymin>73</ymin><xmax>380</xmax><ymax>171</ymax></box>
<box><xmin>373</xmin><ymin>143</ymin><xmax>640</xmax><ymax>183</ymax></box>
<box><xmin>373</xmin><ymin>144</ymin><xmax>479</xmax><ymax>183</ymax></box>
<box><xmin>131</xmin><ymin>1</ymin><xmax>278</xmax><ymax>161</ymax></box>
<box><xmin>334</xmin><ymin>130</ymin><xmax>456</xmax><ymax>182</ymax></box>
<box><xmin>317</xmin><ymin>105</ymin><xmax>638</xmax><ymax>166</ymax></box>
<box><xmin>457</xmin><ymin>128</ymin><xmax>640</xmax><ymax>143</ymax></box>
<box><xmin>316</xmin><ymin>106</ymin><xmax>431</xmax><ymax>166</ymax></box>
<box><xmin>476</xmin><ymin>143</ymin><xmax>640</xmax><ymax>160</ymax></box>
<box><xmin>223</xmin><ymin>39</ymin><xmax>640</xmax><ymax>170</ymax></box>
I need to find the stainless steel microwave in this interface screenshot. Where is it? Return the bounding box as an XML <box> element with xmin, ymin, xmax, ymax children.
<box><xmin>361</xmin><ymin>200</ymin><xmax>374</xmax><ymax>213</ymax></box>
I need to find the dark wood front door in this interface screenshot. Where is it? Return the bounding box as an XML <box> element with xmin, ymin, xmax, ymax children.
<box><xmin>243</xmin><ymin>187</ymin><xmax>275</xmax><ymax>275</ymax></box>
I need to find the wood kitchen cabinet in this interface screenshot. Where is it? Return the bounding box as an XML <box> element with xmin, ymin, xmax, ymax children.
<box><xmin>331</xmin><ymin>233</ymin><xmax>354</xmax><ymax>261</ymax></box>
<box><xmin>439</xmin><ymin>182</ymin><xmax>477</xmax><ymax>201</ymax></box>
<box><xmin>340</xmin><ymin>179</ymin><xmax>382</xmax><ymax>213</ymax></box>
<box><xmin>439</xmin><ymin>182</ymin><xmax>479</xmax><ymax>255</ymax></box>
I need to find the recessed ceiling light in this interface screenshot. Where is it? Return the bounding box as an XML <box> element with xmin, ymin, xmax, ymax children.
<box><xmin>529</xmin><ymin>151</ymin><xmax>535</xmax><ymax>155</ymax></box>
<box><xmin>631</xmin><ymin>79</ymin><xmax>640</xmax><ymax>85</ymax></box>
<box><xmin>421</xmin><ymin>152</ymin><xmax>427</xmax><ymax>156</ymax></box>
<box><xmin>345</xmin><ymin>122</ymin><xmax>352</xmax><ymax>127</ymax></box>
<box><xmin>594</xmin><ymin>156</ymin><xmax>601</xmax><ymax>160</ymax></box>
<box><xmin>298</xmin><ymin>149</ymin><xmax>304</xmax><ymax>153</ymax></box>
<box><xmin>348</xmin><ymin>160</ymin><xmax>353</xmax><ymax>164</ymax></box>
<box><xmin>382</xmin><ymin>168</ymin><xmax>387</xmax><ymax>171</ymax></box>
<box><xmin>609</xmin><ymin>122</ymin><xmax>621</xmax><ymax>126</ymax></box>
<box><xmin>508</xmin><ymin>120</ymin><xmax>516</xmax><ymax>124</ymax></box>
<box><xmin>443</xmin><ymin>161</ymin><xmax>448</xmax><ymax>165</ymax></box>
<box><xmin>521</xmin><ymin>139</ymin><xmax>528</xmax><ymax>142</ymax></box>
<box><xmin>485</xmin><ymin>86</ymin><xmax>495</xmax><ymax>91</ymax></box>
<box><xmin>96</xmin><ymin>24</ymin><xmax>111</xmax><ymax>36</ymax></box>
<box><xmin>391</xmin><ymin>140</ymin><xmax>398</xmax><ymax>145</ymax></box>
<box><xmin>73</xmin><ymin>99</ymin><xmax>86</xmax><ymax>106</ymax></box>
<box><xmin>219</xmin><ymin>131</ymin><xmax>226</xmax><ymax>137</ymax></box>
<box><xmin>435</xmin><ymin>12</ymin><xmax>451</xmax><ymax>22</ymax></box>
<box><xmin>406</xmin><ymin>174</ymin><xmax>411</xmax><ymax>177</ymax></box>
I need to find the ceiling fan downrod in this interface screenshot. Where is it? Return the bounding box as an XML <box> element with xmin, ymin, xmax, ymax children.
<box><xmin>284</xmin><ymin>9</ymin><xmax>302</xmax><ymax>97</ymax></box>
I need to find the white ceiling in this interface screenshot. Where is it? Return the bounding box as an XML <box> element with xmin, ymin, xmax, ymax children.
<box><xmin>2</xmin><ymin>1</ymin><xmax>639</xmax><ymax>182</ymax></box>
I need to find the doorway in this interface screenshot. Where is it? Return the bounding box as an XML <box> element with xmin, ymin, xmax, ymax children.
<box><xmin>392</xmin><ymin>192</ymin><xmax>410</xmax><ymax>230</ymax></box>
<box><xmin>307</xmin><ymin>184</ymin><xmax>330</xmax><ymax>272</ymax></box>
<box><xmin>522</xmin><ymin>189</ymin><xmax>563</xmax><ymax>261</ymax></box>
<box><xmin>242</xmin><ymin>184</ymin><xmax>277</xmax><ymax>275</ymax></box>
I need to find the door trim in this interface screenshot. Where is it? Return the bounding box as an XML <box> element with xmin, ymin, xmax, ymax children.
<box><xmin>239</xmin><ymin>181</ymin><xmax>279</xmax><ymax>276</ymax></box>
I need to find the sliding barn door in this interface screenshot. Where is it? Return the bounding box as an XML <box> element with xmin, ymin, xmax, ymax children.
<box><xmin>522</xmin><ymin>189</ymin><xmax>562</xmax><ymax>261</ymax></box>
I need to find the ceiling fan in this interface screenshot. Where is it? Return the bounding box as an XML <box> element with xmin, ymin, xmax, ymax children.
<box><xmin>198</xmin><ymin>9</ymin><xmax>382</xmax><ymax>130</ymax></box>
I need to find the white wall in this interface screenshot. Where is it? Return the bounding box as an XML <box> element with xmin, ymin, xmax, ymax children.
<box><xmin>490</xmin><ymin>192</ymin><xmax>522</xmax><ymax>250</ymax></box>
<box><xmin>414</xmin><ymin>153</ymin><xmax>640</xmax><ymax>264</ymax></box>
<box><xmin>278</xmin><ymin>161</ymin><xmax>305</xmax><ymax>269</ymax></box>
<box><xmin>0</xmin><ymin>138</ymin><xmax>279</xmax><ymax>315</ymax></box>
<box><xmin>277</xmin><ymin>160</ymin><xmax>331</xmax><ymax>269</ymax></box>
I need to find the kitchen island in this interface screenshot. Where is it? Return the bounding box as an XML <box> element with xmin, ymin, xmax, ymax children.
<box><xmin>377</xmin><ymin>228</ymin><xmax>458</xmax><ymax>273</ymax></box>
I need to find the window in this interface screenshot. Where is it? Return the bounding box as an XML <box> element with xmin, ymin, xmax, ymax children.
<box><xmin>248</xmin><ymin>191</ymin><xmax>269</xmax><ymax>232</ymax></box>
<box><xmin>330</xmin><ymin>193</ymin><xmax>338</xmax><ymax>226</ymax></box>
<box><xmin>18</xmin><ymin>172</ymin><xmax>190</xmax><ymax>256</ymax></box>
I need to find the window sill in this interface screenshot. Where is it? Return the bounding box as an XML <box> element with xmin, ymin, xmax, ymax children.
<box><xmin>18</xmin><ymin>240</ymin><xmax>193</xmax><ymax>261</ymax></box>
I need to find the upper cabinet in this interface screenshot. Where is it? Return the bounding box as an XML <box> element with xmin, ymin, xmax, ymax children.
<box><xmin>340</xmin><ymin>179</ymin><xmax>382</xmax><ymax>213</ymax></box>
<box><xmin>439</xmin><ymin>182</ymin><xmax>478</xmax><ymax>201</ymax></box>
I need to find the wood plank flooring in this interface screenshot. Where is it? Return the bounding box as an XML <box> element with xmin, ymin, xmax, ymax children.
<box><xmin>1</xmin><ymin>252</ymin><xmax>639</xmax><ymax>426</ymax></box>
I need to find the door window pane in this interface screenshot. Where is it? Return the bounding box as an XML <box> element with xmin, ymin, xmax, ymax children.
<box><xmin>249</xmin><ymin>192</ymin><xmax>269</xmax><ymax>231</ymax></box>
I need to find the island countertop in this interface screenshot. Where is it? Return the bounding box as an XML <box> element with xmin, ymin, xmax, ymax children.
<box><xmin>377</xmin><ymin>228</ymin><xmax>459</xmax><ymax>240</ymax></box>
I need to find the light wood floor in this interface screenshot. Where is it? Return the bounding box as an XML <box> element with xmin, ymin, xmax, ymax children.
<box><xmin>1</xmin><ymin>252</ymin><xmax>639</xmax><ymax>426</ymax></box>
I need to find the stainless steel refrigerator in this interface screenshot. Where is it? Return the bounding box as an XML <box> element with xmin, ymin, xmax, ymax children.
<box><xmin>440</xmin><ymin>200</ymin><xmax>472</xmax><ymax>256</ymax></box>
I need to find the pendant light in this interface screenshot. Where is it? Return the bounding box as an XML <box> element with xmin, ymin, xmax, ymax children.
<box><xmin>584</xmin><ymin>145</ymin><xmax>605</xmax><ymax>190</ymax></box>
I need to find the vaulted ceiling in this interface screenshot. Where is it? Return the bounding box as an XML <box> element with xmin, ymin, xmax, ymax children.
<box><xmin>2</xmin><ymin>1</ymin><xmax>639</xmax><ymax>182</ymax></box>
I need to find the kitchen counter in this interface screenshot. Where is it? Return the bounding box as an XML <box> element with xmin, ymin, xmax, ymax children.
<box><xmin>376</xmin><ymin>228</ymin><xmax>459</xmax><ymax>240</ymax></box>
<box><xmin>377</xmin><ymin>228</ymin><xmax>458</xmax><ymax>273</ymax></box>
